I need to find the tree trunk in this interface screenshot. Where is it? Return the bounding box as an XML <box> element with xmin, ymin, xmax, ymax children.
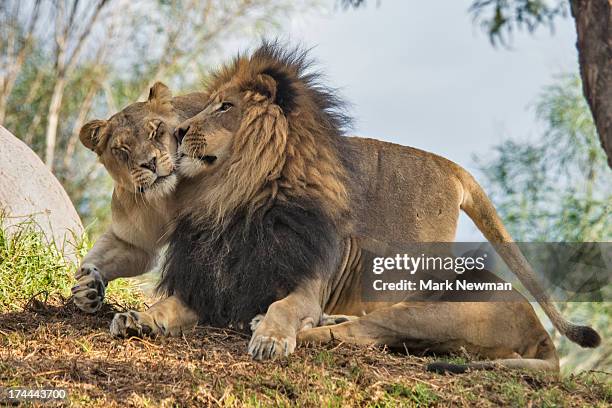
<box><xmin>61</xmin><ymin>83</ymin><xmax>99</xmax><ymax>174</ymax></box>
<box><xmin>44</xmin><ymin>76</ymin><xmax>66</xmax><ymax>170</ymax></box>
<box><xmin>0</xmin><ymin>95</ymin><xmax>7</xmax><ymax>125</ymax></box>
<box><xmin>570</xmin><ymin>0</ymin><xmax>612</xmax><ymax>169</ymax></box>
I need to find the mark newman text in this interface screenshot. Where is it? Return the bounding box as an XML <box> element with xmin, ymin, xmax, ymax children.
<box><xmin>373</xmin><ymin>279</ymin><xmax>513</xmax><ymax>291</ymax></box>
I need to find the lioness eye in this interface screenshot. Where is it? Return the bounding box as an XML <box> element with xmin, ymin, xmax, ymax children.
<box><xmin>154</xmin><ymin>122</ymin><xmax>164</xmax><ymax>135</ymax></box>
<box><xmin>112</xmin><ymin>147</ymin><xmax>129</xmax><ymax>161</ymax></box>
<box><xmin>218</xmin><ymin>102</ymin><xmax>233</xmax><ymax>112</ymax></box>
<box><xmin>149</xmin><ymin>120</ymin><xmax>163</xmax><ymax>139</ymax></box>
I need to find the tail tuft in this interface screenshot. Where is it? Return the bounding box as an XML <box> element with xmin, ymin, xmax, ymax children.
<box><xmin>427</xmin><ymin>362</ymin><xmax>468</xmax><ymax>375</ymax></box>
<box><xmin>566</xmin><ymin>325</ymin><xmax>601</xmax><ymax>348</ymax></box>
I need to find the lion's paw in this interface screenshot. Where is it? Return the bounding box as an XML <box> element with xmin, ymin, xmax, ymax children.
<box><xmin>249</xmin><ymin>314</ymin><xmax>265</xmax><ymax>332</ymax></box>
<box><xmin>248</xmin><ymin>330</ymin><xmax>296</xmax><ymax>360</ymax></box>
<box><xmin>110</xmin><ymin>311</ymin><xmax>156</xmax><ymax>338</ymax></box>
<box><xmin>72</xmin><ymin>264</ymin><xmax>106</xmax><ymax>313</ymax></box>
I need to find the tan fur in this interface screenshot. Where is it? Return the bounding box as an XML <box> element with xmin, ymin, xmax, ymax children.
<box><xmin>297</xmin><ymin>300</ymin><xmax>559</xmax><ymax>372</ymax></box>
<box><xmin>110</xmin><ymin>295</ymin><xmax>198</xmax><ymax>337</ymax></box>
<box><xmin>175</xmin><ymin>76</ymin><xmax>349</xmax><ymax>229</ymax></box>
<box><xmin>163</xmin><ymin>45</ymin><xmax>599</xmax><ymax>370</ymax></box>
<box><xmin>164</xmin><ymin>50</ymin><xmax>355</xmax><ymax>357</ymax></box>
<box><xmin>180</xmin><ymin>55</ymin><xmax>597</xmax><ymax>371</ymax></box>
<box><xmin>72</xmin><ymin>83</ymin><xmax>207</xmax><ymax>313</ymax></box>
<box><xmin>102</xmin><ymin>50</ymin><xmax>598</xmax><ymax>370</ymax></box>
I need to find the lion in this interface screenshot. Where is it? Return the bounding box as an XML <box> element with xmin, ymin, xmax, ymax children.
<box><xmin>72</xmin><ymin>83</ymin><xmax>205</xmax><ymax>326</ymax></box>
<box><xmin>109</xmin><ymin>43</ymin><xmax>600</xmax><ymax>372</ymax></box>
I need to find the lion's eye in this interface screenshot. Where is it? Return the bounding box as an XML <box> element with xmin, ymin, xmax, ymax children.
<box><xmin>218</xmin><ymin>102</ymin><xmax>233</xmax><ymax>113</ymax></box>
<box><xmin>112</xmin><ymin>147</ymin><xmax>129</xmax><ymax>161</ymax></box>
<box><xmin>154</xmin><ymin>122</ymin><xmax>165</xmax><ymax>136</ymax></box>
<box><xmin>148</xmin><ymin>120</ymin><xmax>163</xmax><ymax>139</ymax></box>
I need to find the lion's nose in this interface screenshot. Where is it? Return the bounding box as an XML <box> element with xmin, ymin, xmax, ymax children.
<box><xmin>139</xmin><ymin>157</ymin><xmax>157</xmax><ymax>173</ymax></box>
<box><xmin>174</xmin><ymin>125</ymin><xmax>190</xmax><ymax>144</ymax></box>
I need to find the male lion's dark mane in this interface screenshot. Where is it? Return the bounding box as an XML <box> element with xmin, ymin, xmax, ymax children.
<box><xmin>159</xmin><ymin>199</ymin><xmax>345</xmax><ymax>329</ymax></box>
<box><xmin>158</xmin><ymin>41</ymin><xmax>356</xmax><ymax>330</ymax></box>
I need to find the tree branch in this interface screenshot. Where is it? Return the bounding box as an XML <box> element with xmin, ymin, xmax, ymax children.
<box><xmin>64</xmin><ymin>0</ymin><xmax>110</xmax><ymax>74</ymax></box>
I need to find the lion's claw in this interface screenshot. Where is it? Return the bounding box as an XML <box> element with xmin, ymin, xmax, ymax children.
<box><xmin>72</xmin><ymin>264</ymin><xmax>106</xmax><ymax>313</ymax></box>
<box><xmin>110</xmin><ymin>311</ymin><xmax>154</xmax><ymax>338</ymax></box>
<box><xmin>248</xmin><ymin>330</ymin><xmax>296</xmax><ymax>360</ymax></box>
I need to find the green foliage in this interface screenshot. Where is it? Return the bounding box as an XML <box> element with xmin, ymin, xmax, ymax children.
<box><xmin>476</xmin><ymin>74</ymin><xmax>611</xmax><ymax>243</ymax></box>
<box><xmin>0</xmin><ymin>215</ymin><xmax>143</xmax><ymax>312</ymax></box>
<box><xmin>0</xmin><ymin>218</ymin><xmax>77</xmax><ymax>311</ymax></box>
<box><xmin>475</xmin><ymin>74</ymin><xmax>612</xmax><ymax>373</ymax></box>
<box><xmin>342</xmin><ymin>0</ymin><xmax>568</xmax><ymax>47</ymax></box>
<box><xmin>384</xmin><ymin>383</ymin><xmax>439</xmax><ymax>406</ymax></box>
<box><xmin>339</xmin><ymin>0</ymin><xmax>367</xmax><ymax>9</ymax></box>
<box><xmin>4</xmin><ymin>50</ymin><xmax>115</xmax><ymax>234</ymax></box>
<box><xmin>469</xmin><ymin>0</ymin><xmax>568</xmax><ymax>46</ymax></box>
<box><xmin>2</xmin><ymin>0</ymin><xmax>312</xmax><ymax>237</ymax></box>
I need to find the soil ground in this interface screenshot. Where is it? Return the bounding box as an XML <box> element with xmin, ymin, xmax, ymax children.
<box><xmin>1</xmin><ymin>296</ymin><xmax>610</xmax><ymax>407</ymax></box>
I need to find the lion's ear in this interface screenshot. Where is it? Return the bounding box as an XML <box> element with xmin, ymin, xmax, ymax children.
<box><xmin>148</xmin><ymin>82</ymin><xmax>172</xmax><ymax>104</ymax></box>
<box><xmin>79</xmin><ymin>119</ymin><xmax>107</xmax><ymax>152</ymax></box>
<box><xmin>255</xmin><ymin>71</ymin><xmax>295</xmax><ymax>114</ymax></box>
<box><xmin>253</xmin><ymin>74</ymin><xmax>278</xmax><ymax>102</ymax></box>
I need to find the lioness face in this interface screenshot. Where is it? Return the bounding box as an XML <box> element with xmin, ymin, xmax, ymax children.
<box><xmin>174</xmin><ymin>89</ymin><xmax>242</xmax><ymax>178</ymax></box>
<box><xmin>79</xmin><ymin>83</ymin><xmax>181</xmax><ymax>198</ymax></box>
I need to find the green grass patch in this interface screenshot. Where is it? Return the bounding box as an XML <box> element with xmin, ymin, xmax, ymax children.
<box><xmin>0</xmin><ymin>215</ymin><xmax>144</xmax><ymax>311</ymax></box>
<box><xmin>314</xmin><ymin>350</ymin><xmax>335</xmax><ymax>366</ymax></box>
<box><xmin>384</xmin><ymin>382</ymin><xmax>439</xmax><ymax>406</ymax></box>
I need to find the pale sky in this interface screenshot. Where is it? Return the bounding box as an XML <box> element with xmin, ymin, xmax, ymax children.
<box><xmin>241</xmin><ymin>1</ymin><xmax>579</xmax><ymax>240</ymax></box>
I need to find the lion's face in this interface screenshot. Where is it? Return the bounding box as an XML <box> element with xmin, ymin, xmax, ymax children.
<box><xmin>171</xmin><ymin>46</ymin><xmax>350</xmax><ymax>226</ymax></box>
<box><xmin>174</xmin><ymin>89</ymin><xmax>242</xmax><ymax>178</ymax></box>
<box><xmin>79</xmin><ymin>83</ymin><xmax>181</xmax><ymax>199</ymax></box>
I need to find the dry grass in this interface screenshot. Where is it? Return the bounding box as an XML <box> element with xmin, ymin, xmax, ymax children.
<box><xmin>1</xmin><ymin>220</ymin><xmax>610</xmax><ymax>406</ymax></box>
<box><xmin>1</xmin><ymin>295</ymin><xmax>610</xmax><ymax>407</ymax></box>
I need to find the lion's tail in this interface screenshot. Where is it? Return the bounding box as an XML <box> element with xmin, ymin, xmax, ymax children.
<box><xmin>457</xmin><ymin>168</ymin><xmax>601</xmax><ymax>349</ymax></box>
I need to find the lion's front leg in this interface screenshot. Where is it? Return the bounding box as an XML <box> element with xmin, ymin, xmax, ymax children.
<box><xmin>110</xmin><ymin>295</ymin><xmax>198</xmax><ymax>338</ymax></box>
<box><xmin>248</xmin><ymin>282</ymin><xmax>322</xmax><ymax>360</ymax></box>
<box><xmin>72</xmin><ymin>263</ymin><xmax>107</xmax><ymax>313</ymax></box>
<box><xmin>248</xmin><ymin>312</ymin><xmax>354</xmax><ymax>358</ymax></box>
<box><xmin>73</xmin><ymin>230</ymin><xmax>156</xmax><ymax>313</ymax></box>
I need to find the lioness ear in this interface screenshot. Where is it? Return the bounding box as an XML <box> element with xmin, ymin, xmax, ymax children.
<box><xmin>79</xmin><ymin>119</ymin><xmax>107</xmax><ymax>152</ymax></box>
<box><xmin>148</xmin><ymin>82</ymin><xmax>172</xmax><ymax>103</ymax></box>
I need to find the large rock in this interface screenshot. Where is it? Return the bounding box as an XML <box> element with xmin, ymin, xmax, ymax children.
<box><xmin>0</xmin><ymin>126</ymin><xmax>84</xmax><ymax>258</ymax></box>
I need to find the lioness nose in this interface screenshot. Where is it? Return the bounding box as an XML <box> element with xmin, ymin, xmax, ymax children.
<box><xmin>174</xmin><ymin>125</ymin><xmax>190</xmax><ymax>144</ymax></box>
<box><xmin>140</xmin><ymin>157</ymin><xmax>157</xmax><ymax>173</ymax></box>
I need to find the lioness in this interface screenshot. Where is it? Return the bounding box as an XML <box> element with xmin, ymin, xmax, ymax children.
<box><xmin>108</xmin><ymin>43</ymin><xmax>600</xmax><ymax>372</ymax></box>
<box><xmin>72</xmin><ymin>83</ymin><xmax>205</xmax><ymax>332</ymax></box>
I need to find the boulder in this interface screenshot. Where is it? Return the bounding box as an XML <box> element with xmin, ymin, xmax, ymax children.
<box><xmin>0</xmin><ymin>126</ymin><xmax>84</xmax><ymax>259</ymax></box>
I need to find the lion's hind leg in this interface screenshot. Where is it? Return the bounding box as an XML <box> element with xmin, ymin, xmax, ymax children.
<box><xmin>110</xmin><ymin>295</ymin><xmax>198</xmax><ymax>338</ymax></box>
<box><xmin>297</xmin><ymin>301</ymin><xmax>559</xmax><ymax>373</ymax></box>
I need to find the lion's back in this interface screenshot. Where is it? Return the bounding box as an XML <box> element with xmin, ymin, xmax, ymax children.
<box><xmin>341</xmin><ymin>136</ymin><xmax>466</xmax><ymax>243</ymax></box>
